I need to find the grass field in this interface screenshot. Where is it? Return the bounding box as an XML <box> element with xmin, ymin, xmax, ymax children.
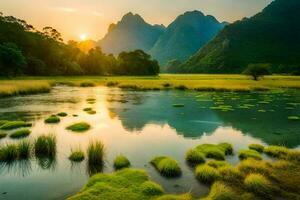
<box><xmin>1</xmin><ymin>74</ymin><xmax>300</xmax><ymax>97</ymax></box>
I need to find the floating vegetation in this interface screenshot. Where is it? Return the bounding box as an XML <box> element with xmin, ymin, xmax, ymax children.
<box><xmin>0</xmin><ymin>131</ymin><xmax>7</xmax><ymax>139</ymax></box>
<box><xmin>83</xmin><ymin>108</ymin><xmax>92</xmax><ymax>112</ymax></box>
<box><xmin>34</xmin><ymin>134</ymin><xmax>56</xmax><ymax>158</ymax></box>
<box><xmin>173</xmin><ymin>104</ymin><xmax>184</xmax><ymax>108</ymax></box>
<box><xmin>150</xmin><ymin>156</ymin><xmax>181</xmax><ymax>177</ymax></box>
<box><xmin>57</xmin><ymin>112</ymin><xmax>68</xmax><ymax>117</ymax></box>
<box><xmin>0</xmin><ymin>121</ymin><xmax>32</xmax><ymax>130</ymax></box>
<box><xmin>87</xmin><ymin>110</ymin><xmax>96</xmax><ymax>115</ymax></box>
<box><xmin>44</xmin><ymin>115</ymin><xmax>60</xmax><ymax>124</ymax></box>
<box><xmin>86</xmin><ymin>98</ymin><xmax>96</xmax><ymax>102</ymax></box>
<box><xmin>113</xmin><ymin>155</ymin><xmax>131</xmax><ymax>170</ymax></box>
<box><xmin>69</xmin><ymin>149</ymin><xmax>85</xmax><ymax>162</ymax></box>
<box><xmin>248</xmin><ymin>144</ymin><xmax>265</xmax><ymax>153</ymax></box>
<box><xmin>67</xmin><ymin>122</ymin><xmax>91</xmax><ymax>132</ymax></box>
<box><xmin>185</xmin><ymin>149</ymin><xmax>205</xmax><ymax>166</ymax></box>
<box><xmin>210</xmin><ymin>105</ymin><xmax>234</xmax><ymax>112</ymax></box>
<box><xmin>288</xmin><ymin>116</ymin><xmax>299</xmax><ymax>120</ymax></box>
<box><xmin>238</xmin><ymin>149</ymin><xmax>262</xmax><ymax>160</ymax></box>
<box><xmin>258</xmin><ymin>109</ymin><xmax>266</xmax><ymax>113</ymax></box>
<box><xmin>87</xmin><ymin>141</ymin><xmax>105</xmax><ymax>166</ymax></box>
<box><xmin>10</xmin><ymin>128</ymin><xmax>31</xmax><ymax>139</ymax></box>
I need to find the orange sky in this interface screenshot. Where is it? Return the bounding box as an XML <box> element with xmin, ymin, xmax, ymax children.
<box><xmin>0</xmin><ymin>0</ymin><xmax>273</xmax><ymax>41</ymax></box>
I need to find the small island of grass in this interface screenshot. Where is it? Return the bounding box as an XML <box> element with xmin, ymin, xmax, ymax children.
<box><xmin>10</xmin><ymin>128</ymin><xmax>31</xmax><ymax>139</ymax></box>
<box><xmin>67</xmin><ymin>122</ymin><xmax>91</xmax><ymax>132</ymax></box>
<box><xmin>150</xmin><ymin>156</ymin><xmax>181</xmax><ymax>177</ymax></box>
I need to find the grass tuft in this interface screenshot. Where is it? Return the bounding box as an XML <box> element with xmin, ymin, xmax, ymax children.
<box><xmin>151</xmin><ymin>156</ymin><xmax>181</xmax><ymax>177</ymax></box>
<box><xmin>206</xmin><ymin>160</ymin><xmax>230</xmax><ymax>169</ymax></box>
<box><xmin>34</xmin><ymin>134</ymin><xmax>56</xmax><ymax>158</ymax></box>
<box><xmin>44</xmin><ymin>115</ymin><xmax>60</xmax><ymax>124</ymax></box>
<box><xmin>185</xmin><ymin>149</ymin><xmax>205</xmax><ymax>165</ymax></box>
<box><xmin>10</xmin><ymin>128</ymin><xmax>31</xmax><ymax>139</ymax></box>
<box><xmin>87</xmin><ymin>141</ymin><xmax>105</xmax><ymax>166</ymax></box>
<box><xmin>264</xmin><ymin>146</ymin><xmax>289</xmax><ymax>158</ymax></box>
<box><xmin>113</xmin><ymin>155</ymin><xmax>131</xmax><ymax>170</ymax></box>
<box><xmin>238</xmin><ymin>149</ymin><xmax>262</xmax><ymax>160</ymax></box>
<box><xmin>69</xmin><ymin>149</ymin><xmax>85</xmax><ymax>162</ymax></box>
<box><xmin>244</xmin><ymin>174</ymin><xmax>274</xmax><ymax>198</ymax></box>
<box><xmin>195</xmin><ymin>165</ymin><xmax>221</xmax><ymax>184</ymax></box>
<box><xmin>67</xmin><ymin>122</ymin><xmax>91</xmax><ymax>132</ymax></box>
<box><xmin>57</xmin><ymin>112</ymin><xmax>68</xmax><ymax>117</ymax></box>
<box><xmin>0</xmin><ymin>144</ymin><xmax>18</xmax><ymax>161</ymax></box>
<box><xmin>141</xmin><ymin>181</ymin><xmax>164</xmax><ymax>196</ymax></box>
<box><xmin>203</xmin><ymin>181</ymin><xmax>239</xmax><ymax>200</ymax></box>
<box><xmin>80</xmin><ymin>82</ymin><xmax>95</xmax><ymax>87</ymax></box>
<box><xmin>0</xmin><ymin>131</ymin><xmax>7</xmax><ymax>139</ymax></box>
<box><xmin>17</xmin><ymin>140</ymin><xmax>31</xmax><ymax>159</ymax></box>
<box><xmin>0</xmin><ymin>121</ymin><xmax>32</xmax><ymax>130</ymax></box>
<box><xmin>248</xmin><ymin>144</ymin><xmax>264</xmax><ymax>153</ymax></box>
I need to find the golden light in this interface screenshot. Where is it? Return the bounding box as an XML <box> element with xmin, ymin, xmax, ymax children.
<box><xmin>79</xmin><ymin>34</ymin><xmax>87</xmax><ymax>41</ymax></box>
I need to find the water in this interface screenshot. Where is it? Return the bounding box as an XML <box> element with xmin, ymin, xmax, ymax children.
<box><xmin>0</xmin><ymin>86</ymin><xmax>299</xmax><ymax>200</ymax></box>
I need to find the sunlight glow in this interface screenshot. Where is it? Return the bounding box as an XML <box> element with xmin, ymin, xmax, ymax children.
<box><xmin>80</xmin><ymin>34</ymin><xmax>87</xmax><ymax>41</ymax></box>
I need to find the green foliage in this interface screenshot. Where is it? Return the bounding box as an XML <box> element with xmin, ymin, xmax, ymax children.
<box><xmin>206</xmin><ymin>160</ymin><xmax>230</xmax><ymax>169</ymax></box>
<box><xmin>0</xmin><ymin>120</ymin><xmax>32</xmax><ymax>130</ymax></box>
<box><xmin>0</xmin><ymin>131</ymin><xmax>7</xmax><ymax>139</ymax></box>
<box><xmin>44</xmin><ymin>115</ymin><xmax>60</xmax><ymax>124</ymax></box>
<box><xmin>264</xmin><ymin>145</ymin><xmax>289</xmax><ymax>158</ymax></box>
<box><xmin>150</xmin><ymin>156</ymin><xmax>182</xmax><ymax>177</ymax></box>
<box><xmin>248</xmin><ymin>144</ymin><xmax>265</xmax><ymax>153</ymax></box>
<box><xmin>185</xmin><ymin>149</ymin><xmax>206</xmax><ymax>165</ymax></box>
<box><xmin>196</xmin><ymin>143</ymin><xmax>233</xmax><ymax>160</ymax></box>
<box><xmin>114</xmin><ymin>155</ymin><xmax>131</xmax><ymax>170</ymax></box>
<box><xmin>67</xmin><ymin>122</ymin><xmax>91</xmax><ymax>132</ymax></box>
<box><xmin>244</xmin><ymin>174</ymin><xmax>274</xmax><ymax>198</ymax></box>
<box><xmin>17</xmin><ymin>140</ymin><xmax>31</xmax><ymax>159</ymax></box>
<box><xmin>80</xmin><ymin>81</ymin><xmax>95</xmax><ymax>87</ymax></box>
<box><xmin>195</xmin><ymin>165</ymin><xmax>221</xmax><ymax>184</ymax></box>
<box><xmin>243</xmin><ymin>64</ymin><xmax>271</xmax><ymax>81</ymax></box>
<box><xmin>87</xmin><ymin>141</ymin><xmax>105</xmax><ymax>166</ymax></box>
<box><xmin>69</xmin><ymin>150</ymin><xmax>85</xmax><ymax>162</ymax></box>
<box><xmin>34</xmin><ymin>134</ymin><xmax>56</xmax><ymax>158</ymax></box>
<box><xmin>0</xmin><ymin>144</ymin><xmax>18</xmax><ymax>161</ymax></box>
<box><xmin>141</xmin><ymin>181</ymin><xmax>164</xmax><ymax>196</ymax></box>
<box><xmin>10</xmin><ymin>128</ymin><xmax>31</xmax><ymax>139</ymax></box>
<box><xmin>202</xmin><ymin>181</ymin><xmax>239</xmax><ymax>200</ymax></box>
<box><xmin>57</xmin><ymin>112</ymin><xmax>68</xmax><ymax>117</ymax></box>
<box><xmin>238</xmin><ymin>150</ymin><xmax>262</xmax><ymax>160</ymax></box>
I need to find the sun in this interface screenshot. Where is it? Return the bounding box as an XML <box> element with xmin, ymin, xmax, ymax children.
<box><xmin>79</xmin><ymin>34</ymin><xmax>87</xmax><ymax>41</ymax></box>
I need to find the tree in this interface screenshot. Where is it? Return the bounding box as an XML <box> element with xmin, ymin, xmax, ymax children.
<box><xmin>243</xmin><ymin>64</ymin><xmax>271</xmax><ymax>81</ymax></box>
<box><xmin>0</xmin><ymin>43</ymin><xmax>26</xmax><ymax>76</ymax></box>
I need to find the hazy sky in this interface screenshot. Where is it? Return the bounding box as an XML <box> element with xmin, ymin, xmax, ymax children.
<box><xmin>0</xmin><ymin>0</ymin><xmax>273</xmax><ymax>41</ymax></box>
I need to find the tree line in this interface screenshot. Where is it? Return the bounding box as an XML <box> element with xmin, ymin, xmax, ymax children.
<box><xmin>0</xmin><ymin>13</ymin><xmax>159</xmax><ymax>76</ymax></box>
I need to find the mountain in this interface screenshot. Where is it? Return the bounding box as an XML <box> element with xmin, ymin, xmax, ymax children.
<box><xmin>180</xmin><ymin>0</ymin><xmax>300</xmax><ymax>74</ymax></box>
<box><xmin>150</xmin><ymin>11</ymin><xmax>226</xmax><ymax>68</ymax></box>
<box><xmin>98</xmin><ymin>12</ymin><xmax>165</xmax><ymax>55</ymax></box>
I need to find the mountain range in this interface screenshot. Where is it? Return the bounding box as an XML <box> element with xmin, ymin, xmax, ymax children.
<box><xmin>179</xmin><ymin>0</ymin><xmax>300</xmax><ymax>74</ymax></box>
<box><xmin>98</xmin><ymin>11</ymin><xmax>226</xmax><ymax>68</ymax></box>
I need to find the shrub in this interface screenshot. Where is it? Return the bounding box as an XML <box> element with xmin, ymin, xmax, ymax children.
<box><xmin>244</xmin><ymin>174</ymin><xmax>273</xmax><ymax>198</ymax></box>
<box><xmin>185</xmin><ymin>149</ymin><xmax>205</xmax><ymax>165</ymax></box>
<box><xmin>44</xmin><ymin>115</ymin><xmax>60</xmax><ymax>124</ymax></box>
<box><xmin>151</xmin><ymin>156</ymin><xmax>182</xmax><ymax>177</ymax></box>
<box><xmin>17</xmin><ymin>140</ymin><xmax>31</xmax><ymax>159</ymax></box>
<box><xmin>10</xmin><ymin>128</ymin><xmax>31</xmax><ymax>139</ymax></box>
<box><xmin>67</xmin><ymin>122</ymin><xmax>91</xmax><ymax>132</ymax></box>
<box><xmin>248</xmin><ymin>144</ymin><xmax>264</xmax><ymax>153</ymax></box>
<box><xmin>238</xmin><ymin>149</ymin><xmax>262</xmax><ymax>160</ymax></box>
<box><xmin>87</xmin><ymin>141</ymin><xmax>105</xmax><ymax>166</ymax></box>
<box><xmin>195</xmin><ymin>165</ymin><xmax>221</xmax><ymax>184</ymax></box>
<box><xmin>141</xmin><ymin>181</ymin><xmax>164</xmax><ymax>196</ymax></box>
<box><xmin>0</xmin><ymin>121</ymin><xmax>32</xmax><ymax>130</ymax></box>
<box><xmin>0</xmin><ymin>131</ymin><xmax>7</xmax><ymax>139</ymax></box>
<box><xmin>57</xmin><ymin>112</ymin><xmax>68</xmax><ymax>117</ymax></box>
<box><xmin>264</xmin><ymin>146</ymin><xmax>289</xmax><ymax>158</ymax></box>
<box><xmin>203</xmin><ymin>181</ymin><xmax>239</xmax><ymax>200</ymax></box>
<box><xmin>34</xmin><ymin>134</ymin><xmax>56</xmax><ymax>158</ymax></box>
<box><xmin>113</xmin><ymin>155</ymin><xmax>131</xmax><ymax>170</ymax></box>
<box><xmin>0</xmin><ymin>144</ymin><xmax>18</xmax><ymax>161</ymax></box>
<box><xmin>69</xmin><ymin>150</ymin><xmax>85</xmax><ymax>162</ymax></box>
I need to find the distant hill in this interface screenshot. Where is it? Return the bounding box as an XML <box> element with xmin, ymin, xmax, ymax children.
<box><xmin>179</xmin><ymin>0</ymin><xmax>300</xmax><ymax>74</ymax></box>
<box><xmin>150</xmin><ymin>11</ymin><xmax>226</xmax><ymax>68</ymax></box>
<box><xmin>98</xmin><ymin>12</ymin><xmax>165</xmax><ymax>55</ymax></box>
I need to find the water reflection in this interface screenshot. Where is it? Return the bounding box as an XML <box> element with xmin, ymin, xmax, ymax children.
<box><xmin>0</xmin><ymin>160</ymin><xmax>32</xmax><ymax>177</ymax></box>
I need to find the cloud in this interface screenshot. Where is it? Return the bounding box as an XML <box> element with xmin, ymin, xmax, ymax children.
<box><xmin>92</xmin><ymin>11</ymin><xmax>103</xmax><ymax>17</ymax></box>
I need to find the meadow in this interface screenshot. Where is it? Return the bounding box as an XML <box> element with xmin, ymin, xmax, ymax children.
<box><xmin>1</xmin><ymin>74</ymin><xmax>300</xmax><ymax>98</ymax></box>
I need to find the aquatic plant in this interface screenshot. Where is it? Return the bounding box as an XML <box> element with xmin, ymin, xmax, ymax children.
<box><xmin>113</xmin><ymin>155</ymin><xmax>131</xmax><ymax>170</ymax></box>
<box><xmin>150</xmin><ymin>156</ymin><xmax>181</xmax><ymax>177</ymax></box>
<box><xmin>67</xmin><ymin>122</ymin><xmax>91</xmax><ymax>132</ymax></box>
<box><xmin>185</xmin><ymin>149</ymin><xmax>205</xmax><ymax>165</ymax></box>
<box><xmin>0</xmin><ymin>131</ymin><xmax>7</xmax><ymax>139</ymax></box>
<box><xmin>34</xmin><ymin>134</ymin><xmax>56</xmax><ymax>158</ymax></box>
<box><xmin>17</xmin><ymin>140</ymin><xmax>31</xmax><ymax>159</ymax></box>
<box><xmin>141</xmin><ymin>181</ymin><xmax>164</xmax><ymax>196</ymax></box>
<box><xmin>10</xmin><ymin>128</ymin><xmax>31</xmax><ymax>139</ymax></box>
<box><xmin>69</xmin><ymin>149</ymin><xmax>85</xmax><ymax>162</ymax></box>
<box><xmin>173</xmin><ymin>104</ymin><xmax>185</xmax><ymax>107</ymax></box>
<box><xmin>83</xmin><ymin>107</ymin><xmax>92</xmax><ymax>112</ymax></box>
<box><xmin>287</xmin><ymin>116</ymin><xmax>299</xmax><ymax>120</ymax></box>
<box><xmin>44</xmin><ymin>115</ymin><xmax>60</xmax><ymax>124</ymax></box>
<box><xmin>57</xmin><ymin>112</ymin><xmax>68</xmax><ymax>117</ymax></box>
<box><xmin>87</xmin><ymin>110</ymin><xmax>96</xmax><ymax>115</ymax></box>
<box><xmin>87</xmin><ymin>141</ymin><xmax>105</xmax><ymax>166</ymax></box>
<box><xmin>196</xmin><ymin>143</ymin><xmax>233</xmax><ymax>160</ymax></box>
<box><xmin>244</xmin><ymin>174</ymin><xmax>273</xmax><ymax>198</ymax></box>
<box><xmin>0</xmin><ymin>144</ymin><xmax>18</xmax><ymax>161</ymax></box>
<box><xmin>0</xmin><ymin>121</ymin><xmax>32</xmax><ymax>130</ymax></box>
<box><xmin>248</xmin><ymin>144</ymin><xmax>265</xmax><ymax>153</ymax></box>
<box><xmin>195</xmin><ymin>165</ymin><xmax>221</xmax><ymax>184</ymax></box>
<box><xmin>203</xmin><ymin>181</ymin><xmax>239</xmax><ymax>200</ymax></box>
<box><xmin>206</xmin><ymin>160</ymin><xmax>230</xmax><ymax>169</ymax></box>
<box><xmin>238</xmin><ymin>149</ymin><xmax>262</xmax><ymax>160</ymax></box>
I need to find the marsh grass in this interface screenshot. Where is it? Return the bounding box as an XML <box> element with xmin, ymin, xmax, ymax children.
<box><xmin>67</xmin><ymin>122</ymin><xmax>91</xmax><ymax>132</ymax></box>
<box><xmin>87</xmin><ymin>141</ymin><xmax>105</xmax><ymax>166</ymax></box>
<box><xmin>57</xmin><ymin>112</ymin><xmax>68</xmax><ymax>117</ymax></box>
<box><xmin>150</xmin><ymin>156</ymin><xmax>181</xmax><ymax>177</ymax></box>
<box><xmin>0</xmin><ymin>121</ymin><xmax>32</xmax><ymax>130</ymax></box>
<box><xmin>263</xmin><ymin>146</ymin><xmax>289</xmax><ymax>158</ymax></box>
<box><xmin>141</xmin><ymin>181</ymin><xmax>164</xmax><ymax>196</ymax></box>
<box><xmin>248</xmin><ymin>144</ymin><xmax>265</xmax><ymax>153</ymax></box>
<box><xmin>0</xmin><ymin>131</ymin><xmax>7</xmax><ymax>139</ymax></box>
<box><xmin>83</xmin><ymin>108</ymin><xmax>92</xmax><ymax>112</ymax></box>
<box><xmin>10</xmin><ymin>128</ymin><xmax>31</xmax><ymax>139</ymax></box>
<box><xmin>44</xmin><ymin>115</ymin><xmax>60</xmax><ymax>124</ymax></box>
<box><xmin>195</xmin><ymin>165</ymin><xmax>221</xmax><ymax>184</ymax></box>
<box><xmin>80</xmin><ymin>82</ymin><xmax>95</xmax><ymax>87</ymax></box>
<box><xmin>185</xmin><ymin>149</ymin><xmax>205</xmax><ymax>166</ymax></box>
<box><xmin>237</xmin><ymin>159</ymin><xmax>269</xmax><ymax>175</ymax></box>
<box><xmin>195</xmin><ymin>143</ymin><xmax>233</xmax><ymax>160</ymax></box>
<box><xmin>113</xmin><ymin>155</ymin><xmax>131</xmax><ymax>170</ymax></box>
<box><xmin>203</xmin><ymin>181</ymin><xmax>239</xmax><ymax>200</ymax></box>
<box><xmin>17</xmin><ymin>140</ymin><xmax>31</xmax><ymax>159</ymax></box>
<box><xmin>238</xmin><ymin>149</ymin><xmax>262</xmax><ymax>160</ymax></box>
<box><xmin>87</xmin><ymin>110</ymin><xmax>96</xmax><ymax>115</ymax></box>
<box><xmin>69</xmin><ymin>149</ymin><xmax>85</xmax><ymax>162</ymax></box>
<box><xmin>244</xmin><ymin>174</ymin><xmax>274</xmax><ymax>198</ymax></box>
<box><xmin>0</xmin><ymin>144</ymin><xmax>18</xmax><ymax>161</ymax></box>
<box><xmin>207</xmin><ymin>160</ymin><xmax>230</xmax><ymax>169</ymax></box>
<box><xmin>34</xmin><ymin>134</ymin><xmax>56</xmax><ymax>158</ymax></box>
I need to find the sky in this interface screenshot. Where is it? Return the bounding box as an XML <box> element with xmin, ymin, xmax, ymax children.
<box><xmin>0</xmin><ymin>0</ymin><xmax>273</xmax><ymax>41</ymax></box>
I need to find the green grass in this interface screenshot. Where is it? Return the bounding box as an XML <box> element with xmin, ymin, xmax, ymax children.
<box><xmin>57</xmin><ymin>112</ymin><xmax>68</xmax><ymax>117</ymax></box>
<box><xmin>195</xmin><ymin>143</ymin><xmax>233</xmax><ymax>160</ymax></box>
<box><xmin>150</xmin><ymin>156</ymin><xmax>182</xmax><ymax>177</ymax></box>
<box><xmin>263</xmin><ymin>145</ymin><xmax>289</xmax><ymax>158</ymax></box>
<box><xmin>238</xmin><ymin>149</ymin><xmax>262</xmax><ymax>160</ymax></box>
<box><xmin>237</xmin><ymin>159</ymin><xmax>269</xmax><ymax>175</ymax></box>
<box><xmin>17</xmin><ymin>140</ymin><xmax>31</xmax><ymax>159</ymax></box>
<box><xmin>202</xmin><ymin>181</ymin><xmax>239</xmax><ymax>200</ymax></box>
<box><xmin>244</xmin><ymin>174</ymin><xmax>274</xmax><ymax>198</ymax></box>
<box><xmin>0</xmin><ymin>131</ymin><xmax>7</xmax><ymax>139</ymax></box>
<box><xmin>44</xmin><ymin>115</ymin><xmax>60</xmax><ymax>124</ymax></box>
<box><xmin>69</xmin><ymin>149</ymin><xmax>85</xmax><ymax>162</ymax></box>
<box><xmin>34</xmin><ymin>134</ymin><xmax>56</xmax><ymax>158</ymax></box>
<box><xmin>0</xmin><ymin>144</ymin><xmax>18</xmax><ymax>161</ymax></box>
<box><xmin>195</xmin><ymin>165</ymin><xmax>221</xmax><ymax>184</ymax></box>
<box><xmin>79</xmin><ymin>81</ymin><xmax>95</xmax><ymax>87</ymax></box>
<box><xmin>248</xmin><ymin>144</ymin><xmax>265</xmax><ymax>153</ymax></box>
<box><xmin>68</xmin><ymin>168</ymin><xmax>192</xmax><ymax>200</ymax></box>
<box><xmin>113</xmin><ymin>155</ymin><xmax>131</xmax><ymax>170</ymax></box>
<box><xmin>10</xmin><ymin>128</ymin><xmax>31</xmax><ymax>139</ymax></box>
<box><xmin>87</xmin><ymin>141</ymin><xmax>105</xmax><ymax>166</ymax></box>
<box><xmin>67</xmin><ymin>122</ymin><xmax>91</xmax><ymax>132</ymax></box>
<box><xmin>173</xmin><ymin>104</ymin><xmax>185</xmax><ymax>108</ymax></box>
<box><xmin>185</xmin><ymin>149</ymin><xmax>206</xmax><ymax>165</ymax></box>
<box><xmin>0</xmin><ymin>121</ymin><xmax>32</xmax><ymax>130</ymax></box>
<box><xmin>206</xmin><ymin>160</ymin><xmax>230</xmax><ymax>169</ymax></box>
